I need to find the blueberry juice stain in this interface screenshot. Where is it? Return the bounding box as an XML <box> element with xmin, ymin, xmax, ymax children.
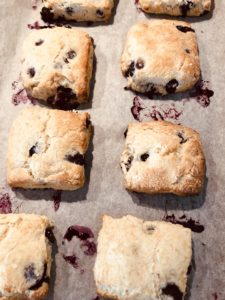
<box><xmin>163</xmin><ymin>213</ymin><xmax>204</xmax><ymax>233</ymax></box>
<box><xmin>0</xmin><ymin>193</ymin><xmax>12</xmax><ymax>214</ymax></box>
<box><xmin>131</xmin><ymin>96</ymin><xmax>183</xmax><ymax>122</ymax></box>
<box><xmin>11</xmin><ymin>80</ymin><xmax>36</xmax><ymax>106</ymax></box>
<box><xmin>62</xmin><ymin>225</ymin><xmax>96</xmax><ymax>270</ymax></box>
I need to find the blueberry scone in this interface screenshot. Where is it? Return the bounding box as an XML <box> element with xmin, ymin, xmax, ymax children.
<box><xmin>138</xmin><ymin>0</ymin><xmax>212</xmax><ymax>16</ymax></box>
<box><xmin>120</xmin><ymin>121</ymin><xmax>205</xmax><ymax>196</ymax></box>
<box><xmin>121</xmin><ymin>20</ymin><xmax>200</xmax><ymax>95</ymax></box>
<box><xmin>7</xmin><ymin>107</ymin><xmax>92</xmax><ymax>190</ymax></box>
<box><xmin>0</xmin><ymin>214</ymin><xmax>54</xmax><ymax>300</ymax></box>
<box><xmin>41</xmin><ymin>0</ymin><xmax>114</xmax><ymax>22</ymax></box>
<box><xmin>21</xmin><ymin>27</ymin><xmax>94</xmax><ymax>105</ymax></box>
<box><xmin>94</xmin><ymin>215</ymin><xmax>192</xmax><ymax>300</ymax></box>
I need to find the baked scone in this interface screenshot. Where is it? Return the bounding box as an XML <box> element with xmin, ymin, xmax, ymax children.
<box><xmin>41</xmin><ymin>0</ymin><xmax>114</xmax><ymax>22</ymax></box>
<box><xmin>21</xmin><ymin>27</ymin><xmax>94</xmax><ymax>105</ymax></box>
<box><xmin>121</xmin><ymin>20</ymin><xmax>200</xmax><ymax>95</ymax></box>
<box><xmin>0</xmin><ymin>214</ymin><xmax>54</xmax><ymax>300</ymax></box>
<box><xmin>138</xmin><ymin>0</ymin><xmax>212</xmax><ymax>16</ymax></box>
<box><xmin>120</xmin><ymin>121</ymin><xmax>205</xmax><ymax>196</ymax></box>
<box><xmin>94</xmin><ymin>215</ymin><xmax>192</xmax><ymax>300</ymax></box>
<box><xmin>7</xmin><ymin>107</ymin><xmax>92</xmax><ymax>190</ymax></box>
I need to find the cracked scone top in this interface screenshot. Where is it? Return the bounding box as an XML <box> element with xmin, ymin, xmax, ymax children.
<box><xmin>121</xmin><ymin>20</ymin><xmax>200</xmax><ymax>95</ymax></box>
<box><xmin>120</xmin><ymin>121</ymin><xmax>205</xmax><ymax>196</ymax></box>
<box><xmin>138</xmin><ymin>0</ymin><xmax>212</xmax><ymax>16</ymax></box>
<box><xmin>21</xmin><ymin>27</ymin><xmax>94</xmax><ymax>104</ymax></box>
<box><xmin>41</xmin><ymin>0</ymin><xmax>115</xmax><ymax>22</ymax></box>
<box><xmin>0</xmin><ymin>214</ymin><xmax>53</xmax><ymax>300</ymax></box>
<box><xmin>94</xmin><ymin>215</ymin><xmax>192</xmax><ymax>300</ymax></box>
<box><xmin>7</xmin><ymin>107</ymin><xmax>92</xmax><ymax>190</ymax></box>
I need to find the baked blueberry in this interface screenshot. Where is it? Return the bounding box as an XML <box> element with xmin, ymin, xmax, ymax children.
<box><xmin>41</xmin><ymin>7</ymin><xmax>54</xmax><ymax>22</ymax></box>
<box><xmin>27</xmin><ymin>68</ymin><xmax>35</xmax><ymax>78</ymax></box>
<box><xmin>162</xmin><ymin>283</ymin><xmax>183</xmax><ymax>300</ymax></box>
<box><xmin>166</xmin><ymin>79</ymin><xmax>179</xmax><ymax>94</ymax></box>
<box><xmin>65</xmin><ymin>153</ymin><xmax>85</xmax><ymax>166</ymax></box>
<box><xmin>140</xmin><ymin>153</ymin><xmax>149</xmax><ymax>161</ymax></box>
<box><xmin>176</xmin><ymin>25</ymin><xmax>195</xmax><ymax>33</ymax></box>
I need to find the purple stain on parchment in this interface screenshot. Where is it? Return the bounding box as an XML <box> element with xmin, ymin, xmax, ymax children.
<box><xmin>63</xmin><ymin>254</ymin><xmax>79</xmax><ymax>269</ymax></box>
<box><xmin>131</xmin><ymin>96</ymin><xmax>183</xmax><ymax>122</ymax></box>
<box><xmin>11</xmin><ymin>80</ymin><xmax>37</xmax><ymax>106</ymax></box>
<box><xmin>52</xmin><ymin>190</ymin><xmax>62</xmax><ymax>211</ymax></box>
<box><xmin>62</xmin><ymin>225</ymin><xmax>96</xmax><ymax>271</ymax></box>
<box><xmin>212</xmin><ymin>293</ymin><xmax>218</xmax><ymax>300</ymax></box>
<box><xmin>183</xmin><ymin>80</ymin><xmax>214</xmax><ymax>108</ymax></box>
<box><xmin>31</xmin><ymin>0</ymin><xmax>39</xmax><ymax>9</ymax></box>
<box><xmin>162</xmin><ymin>213</ymin><xmax>204</xmax><ymax>233</ymax></box>
<box><xmin>0</xmin><ymin>193</ymin><xmax>12</xmax><ymax>214</ymax></box>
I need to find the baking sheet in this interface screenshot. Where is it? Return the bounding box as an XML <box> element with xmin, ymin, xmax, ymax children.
<box><xmin>0</xmin><ymin>0</ymin><xmax>225</xmax><ymax>299</ymax></box>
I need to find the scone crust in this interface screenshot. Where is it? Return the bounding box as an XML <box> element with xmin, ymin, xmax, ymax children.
<box><xmin>139</xmin><ymin>0</ymin><xmax>212</xmax><ymax>16</ymax></box>
<box><xmin>7</xmin><ymin>107</ymin><xmax>92</xmax><ymax>190</ymax></box>
<box><xmin>21</xmin><ymin>27</ymin><xmax>94</xmax><ymax>104</ymax></box>
<box><xmin>42</xmin><ymin>0</ymin><xmax>114</xmax><ymax>21</ymax></box>
<box><xmin>94</xmin><ymin>215</ymin><xmax>192</xmax><ymax>300</ymax></box>
<box><xmin>121</xmin><ymin>20</ymin><xmax>200</xmax><ymax>95</ymax></box>
<box><xmin>120</xmin><ymin>121</ymin><xmax>205</xmax><ymax>196</ymax></box>
<box><xmin>0</xmin><ymin>214</ymin><xmax>53</xmax><ymax>300</ymax></box>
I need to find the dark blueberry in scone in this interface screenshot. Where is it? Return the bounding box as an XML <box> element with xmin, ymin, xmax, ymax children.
<box><xmin>45</xmin><ymin>228</ymin><xmax>56</xmax><ymax>243</ymax></box>
<box><xmin>66</xmin><ymin>6</ymin><xmax>74</xmax><ymax>15</ymax></box>
<box><xmin>180</xmin><ymin>1</ymin><xmax>194</xmax><ymax>17</ymax></box>
<box><xmin>124</xmin><ymin>128</ymin><xmax>128</xmax><ymax>138</ymax></box>
<box><xmin>65</xmin><ymin>153</ymin><xmax>85</xmax><ymax>165</ymax></box>
<box><xmin>27</xmin><ymin>68</ymin><xmax>35</xmax><ymax>78</ymax></box>
<box><xmin>166</xmin><ymin>79</ymin><xmax>179</xmax><ymax>94</ymax></box>
<box><xmin>24</xmin><ymin>264</ymin><xmax>37</xmax><ymax>282</ymax></box>
<box><xmin>185</xmin><ymin>49</ymin><xmax>190</xmax><ymax>54</ymax></box>
<box><xmin>162</xmin><ymin>283</ymin><xmax>183</xmax><ymax>300</ymax></box>
<box><xmin>86</xmin><ymin>118</ymin><xmax>91</xmax><ymax>128</ymax></box>
<box><xmin>64</xmin><ymin>50</ymin><xmax>77</xmax><ymax>63</ymax></box>
<box><xmin>49</xmin><ymin>86</ymin><xmax>76</xmax><ymax>104</ymax></box>
<box><xmin>125</xmin><ymin>156</ymin><xmax>133</xmax><ymax>172</ymax></box>
<box><xmin>67</xmin><ymin>50</ymin><xmax>76</xmax><ymax>59</ymax></box>
<box><xmin>125</xmin><ymin>61</ymin><xmax>135</xmax><ymax>78</ymax></box>
<box><xmin>176</xmin><ymin>25</ymin><xmax>195</xmax><ymax>33</ymax></box>
<box><xmin>29</xmin><ymin>143</ymin><xmax>38</xmax><ymax>156</ymax></box>
<box><xmin>41</xmin><ymin>7</ymin><xmax>54</xmax><ymax>22</ymax></box>
<box><xmin>177</xmin><ymin>132</ymin><xmax>188</xmax><ymax>144</ymax></box>
<box><xmin>140</xmin><ymin>153</ymin><xmax>149</xmax><ymax>161</ymax></box>
<box><xmin>136</xmin><ymin>59</ymin><xmax>144</xmax><ymax>69</ymax></box>
<box><xmin>29</xmin><ymin>263</ymin><xmax>49</xmax><ymax>290</ymax></box>
<box><xmin>96</xmin><ymin>9</ymin><xmax>105</xmax><ymax>18</ymax></box>
<box><xmin>35</xmin><ymin>39</ymin><xmax>44</xmax><ymax>46</ymax></box>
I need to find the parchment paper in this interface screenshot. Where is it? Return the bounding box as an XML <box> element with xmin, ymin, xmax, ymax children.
<box><xmin>0</xmin><ymin>0</ymin><xmax>225</xmax><ymax>299</ymax></box>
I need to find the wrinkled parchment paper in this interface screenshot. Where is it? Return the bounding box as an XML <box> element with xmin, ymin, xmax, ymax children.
<box><xmin>0</xmin><ymin>0</ymin><xmax>225</xmax><ymax>299</ymax></box>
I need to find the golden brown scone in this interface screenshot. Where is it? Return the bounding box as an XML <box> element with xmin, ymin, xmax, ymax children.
<box><xmin>138</xmin><ymin>0</ymin><xmax>212</xmax><ymax>16</ymax></box>
<box><xmin>7</xmin><ymin>107</ymin><xmax>92</xmax><ymax>190</ymax></box>
<box><xmin>121</xmin><ymin>20</ymin><xmax>200</xmax><ymax>95</ymax></box>
<box><xmin>41</xmin><ymin>0</ymin><xmax>115</xmax><ymax>22</ymax></box>
<box><xmin>21</xmin><ymin>27</ymin><xmax>94</xmax><ymax>105</ymax></box>
<box><xmin>120</xmin><ymin>121</ymin><xmax>205</xmax><ymax>196</ymax></box>
<box><xmin>94</xmin><ymin>215</ymin><xmax>192</xmax><ymax>300</ymax></box>
<box><xmin>0</xmin><ymin>214</ymin><xmax>54</xmax><ymax>300</ymax></box>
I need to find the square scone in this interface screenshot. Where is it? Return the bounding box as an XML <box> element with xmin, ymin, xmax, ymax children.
<box><xmin>21</xmin><ymin>27</ymin><xmax>94</xmax><ymax>105</ymax></box>
<box><xmin>7</xmin><ymin>107</ymin><xmax>92</xmax><ymax>190</ymax></box>
<box><xmin>120</xmin><ymin>121</ymin><xmax>205</xmax><ymax>196</ymax></box>
<box><xmin>0</xmin><ymin>214</ymin><xmax>54</xmax><ymax>300</ymax></box>
<box><xmin>94</xmin><ymin>215</ymin><xmax>192</xmax><ymax>300</ymax></box>
<box><xmin>41</xmin><ymin>0</ymin><xmax>114</xmax><ymax>22</ymax></box>
<box><xmin>121</xmin><ymin>20</ymin><xmax>200</xmax><ymax>95</ymax></box>
<box><xmin>138</xmin><ymin>0</ymin><xmax>212</xmax><ymax>16</ymax></box>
